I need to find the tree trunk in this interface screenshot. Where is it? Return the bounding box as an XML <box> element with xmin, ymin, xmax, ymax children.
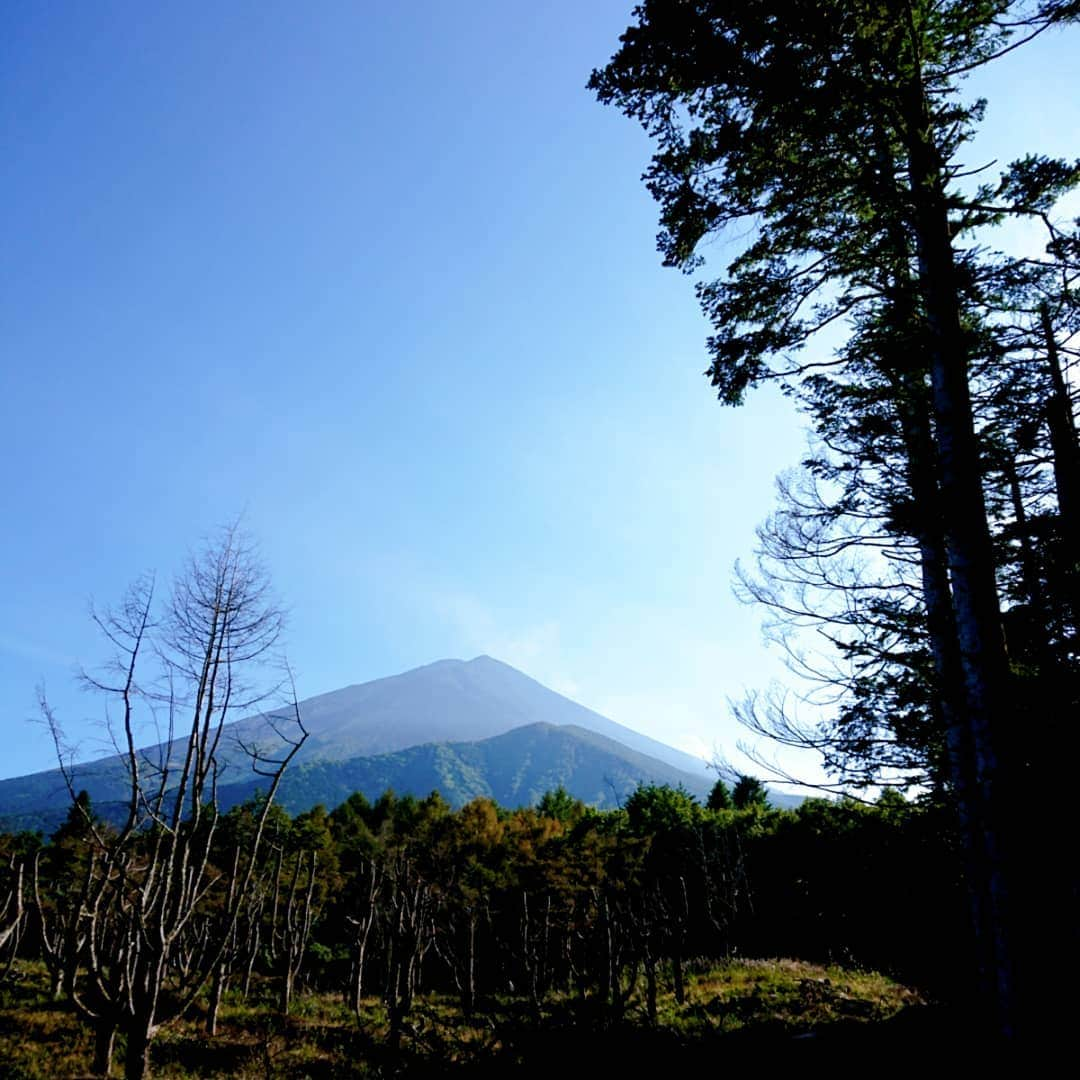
<box><xmin>672</xmin><ymin>944</ymin><xmax>685</xmax><ymax>1006</ymax></box>
<box><xmin>644</xmin><ymin>951</ymin><xmax>657</xmax><ymax>1025</ymax></box>
<box><xmin>895</xmin><ymin>366</ymin><xmax>963</xmax><ymax>728</ymax></box>
<box><xmin>600</xmin><ymin>894</ymin><xmax>613</xmax><ymax>1006</ymax></box>
<box><xmin>463</xmin><ymin>913</ymin><xmax>476</xmax><ymax>1017</ymax></box>
<box><xmin>387</xmin><ymin>952</ymin><xmax>408</xmax><ymax>1052</ymax></box>
<box><xmin>280</xmin><ymin>968</ymin><xmax>292</xmax><ymax>1015</ymax></box>
<box><xmin>539</xmin><ymin>895</ymin><xmax>551</xmax><ymax>1001</ymax></box>
<box><xmin>357</xmin><ymin>918</ymin><xmax>374</xmax><ymax>1008</ymax></box>
<box><xmin>92</xmin><ymin>1020</ymin><xmax>116</xmax><ymax>1077</ymax></box>
<box><xmin>903</xmin><ymin>71</ymin><xmax>1014</xmax><ymax>1038</ymax></box>
<box><xmin>123</xmin><ymin>1019</ymin><xmax>153</xmax><ymax>1080</ymax></box>
<box><xmin>243</xmin><ymin>925</ymin><xmax>259</xmax><ymax>1000</ymax></box>
<box><xmin>207</xmin><ymin>963</ymin><xmax>225</xmax><ymax>1036</ymax></box>
<box><xmin>349</xmin><ymin>861</ymin><xmax>378</xmax><ymax>1015</ymax></box>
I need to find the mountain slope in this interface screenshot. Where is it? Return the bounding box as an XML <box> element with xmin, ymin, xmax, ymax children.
<box><xmin>230</xmin><ymin>655</ymin><xmax>711</xmax><ymax>777</ymax></box>
<box><xmin>212</xmin><ymin>722</ymin><xmax>713</xmax><ymax>815</ymax></box>
<box><xmin>0</xmin><ymin>656</ymin><xmax>719</xmax><ymax>830</ymax></box>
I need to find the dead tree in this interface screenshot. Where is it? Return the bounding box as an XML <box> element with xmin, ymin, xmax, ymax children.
<box><xmin>205</xmin><ymin>806</ymin><xmax>281</xmax><ymax>1034</ymax></box>
<box><xmin>269</xmin><ymin>840</ymin><xmax>322</xmax><ymax>1014</ymax></box>
<box><xmin>35</xmin><ymin>526</ymin><xmax>307</xmax><ymax>1080</ymax></box>
<box><xmin>345</xmin><ymin>857</ymin><xmax>382</xmax><ymax>1015</ymax></box>
<box><xmin>381</xmin><ymin>849</ymin><xmax>434</xmax><ymax>1050</ymax></box>
<box><xmin>0</xmin><ymin>845</ymin><xmax>29</xmax><ymax>982</ymax></box>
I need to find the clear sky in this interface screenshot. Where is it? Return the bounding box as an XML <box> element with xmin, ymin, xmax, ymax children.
<box><xmin>2</xmin><ymin>2</ymin><xmax>1077</xmax><ymax>784</ymax></box>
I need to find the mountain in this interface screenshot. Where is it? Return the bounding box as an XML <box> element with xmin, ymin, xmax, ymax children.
<box><xmin>0</xmin><ymin>656</ymin><xmax>724</xmax><ymax>831</ymax></box>
<box><xmin>211</xmin><ymin>722</ymin><xmax>714</xmax><ymax>816</ymax></box>
<box><xmin>230</xmin><ymin>655</ymin><xmax>712</xmax><ymax>777</ymax></box>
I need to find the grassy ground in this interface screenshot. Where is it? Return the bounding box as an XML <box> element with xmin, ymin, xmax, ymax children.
<box><xmin>0</xmin><ymin>959</ymin><xmax>928</xmax><ymax>1078</ymax></box>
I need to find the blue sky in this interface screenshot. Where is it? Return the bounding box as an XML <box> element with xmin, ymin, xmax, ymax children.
<box><xmin>2</xmin><ymin>2</ymin><xmax>1077</xmax><ymax>783</ymax></box>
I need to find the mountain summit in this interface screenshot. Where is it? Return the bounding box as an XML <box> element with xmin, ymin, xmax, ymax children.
<box><xmin>233</xmin><ymin>655</ymin><xmax>709</xmax><ymax>777</ymax></box>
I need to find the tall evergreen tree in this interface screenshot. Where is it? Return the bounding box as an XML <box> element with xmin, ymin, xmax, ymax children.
<box><xmin>591</xmin><ymin>0</ymin><xmax>1080</xmax><ymax>1039</ymax></box>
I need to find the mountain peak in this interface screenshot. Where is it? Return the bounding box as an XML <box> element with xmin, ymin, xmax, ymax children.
<box><xmin>0</xmin><ymin>654</ymin><xmax>715</xmax><ymax>832</ymax></box>
<box><xmin>465</xmin><ymin>654</ymin><xmax>510</xmax><ymax>669</ymax></box>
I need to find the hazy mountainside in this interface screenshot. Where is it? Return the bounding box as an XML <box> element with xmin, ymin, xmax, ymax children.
<box><xmin>0</xmin><ymin>755</ymin><xmax>132</xmax><ymax>834</ymax></box>
<box><xmin>231</xmin><ymin>655</ymin><xmax>712</xmax><ymax>776</ymax></box>
<box><xmin>0</xmin><ymin>656</ymin><xmax>743</xmax><ymax>832</ymax></box>
<box><xmin>212</xmin><ymin>722</ymin><xmax>714</xmax><ymax>816</ymax></box>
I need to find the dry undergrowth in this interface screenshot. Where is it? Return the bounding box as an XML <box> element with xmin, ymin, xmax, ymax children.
<box><xmin>0</xmin><ymin>958</ymin><xmax>924</xmax><ymax>1078</ymax></box>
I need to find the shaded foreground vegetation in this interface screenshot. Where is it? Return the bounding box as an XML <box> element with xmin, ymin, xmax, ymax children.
<box><xmin>0</xmin><ymin>955</ymin><xmax>928</xmax><ymax>1077</ymax></box>
<box><xmin>2</xmin><ymin>781</ymin><xmax>971</xmax><ymax>1076</ymax></box>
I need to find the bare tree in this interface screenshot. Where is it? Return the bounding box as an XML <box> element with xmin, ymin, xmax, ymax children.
<box><xmin>266</xmin><ymin>807</ymin><xmax>331</xmax><ymax>1015</ymax></box>
<box><xmin>345</xmin><ymin>856</ymin><xmax>381</xmax><ymax>1015</ymax></box>
<box><xmin>34</xmin><ymin>524</ymin><xmax>307</xmax><ymax>1080</ymax></box>
<box><xmin>380</xmin><ymin>847</ymin><xmax>435</xmax><ymax>1050</ymax></box>
<box><xmin>0</xmin><ymin>841</ymin><xmax>30</xmax><ymax>982</ymax></box>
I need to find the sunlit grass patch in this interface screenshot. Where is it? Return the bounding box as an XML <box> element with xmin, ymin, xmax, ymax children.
<box><xmin>684</xmin><ymin>957</ymin><xmax>921</xmax><ymax>1034</ymax></box>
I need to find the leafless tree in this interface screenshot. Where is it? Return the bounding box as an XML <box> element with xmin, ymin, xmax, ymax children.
<box><xmin>345</xmin><ymin>856</ymin><xmax>381</xmax><ymax>1015</ymax></box>
<box><xmin>266</xmin><ymin>812</ymin><xmax>328</xmax><ymax>1015</ymax></box>
<box><xmin>0</xmin><ymin>845</ymin><xmax>28</xmax><ymax>981</ymax></box>
<box><xmin>380</xmin><ymin>848</ymin><xmax>435</xmax><ymax>1050</ymax></box>
<box><xmin>34</xmin><ymin>524</ymin><xmax>307</xmax><ymax>1079</ymax></box>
